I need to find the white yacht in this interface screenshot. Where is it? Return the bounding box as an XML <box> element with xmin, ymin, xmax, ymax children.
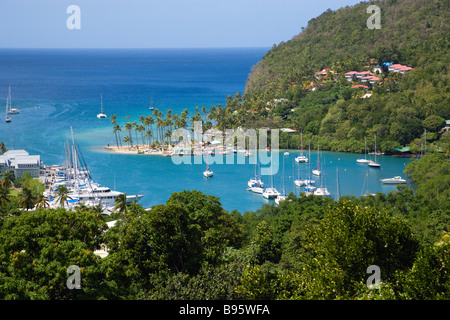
<box><xmin>97</xmin><ymin>94</ymin><xmax>107</xmax><ymax>119</ymax></box>
<box><xmin>381</xmin><ymin>176</ymin><xmax>407</xmax><ymax>184</ymax></box>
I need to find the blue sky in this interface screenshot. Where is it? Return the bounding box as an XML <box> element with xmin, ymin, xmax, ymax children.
<box><xmin>0</xmin><ymin>0</ymin><xmax>364</xmax><ymax>48</ymax></box>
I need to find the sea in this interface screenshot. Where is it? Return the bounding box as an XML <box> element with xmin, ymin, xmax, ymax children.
<box><xmin>0</xmin><ymin>48</ymin><xmax>413</xmax><ymax>213</ymax></box>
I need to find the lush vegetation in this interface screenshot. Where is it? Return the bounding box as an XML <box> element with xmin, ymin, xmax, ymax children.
<box><xmin>0</xmin><ymin>140</ymin><xmax>448</xmax><ymax>299</ymax></box>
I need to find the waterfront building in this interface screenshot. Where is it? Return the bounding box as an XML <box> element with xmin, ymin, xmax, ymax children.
<box><xmin>0</xmin><ymin>149</ymin><xmax>43</xmax><ymax>178</ymax></box>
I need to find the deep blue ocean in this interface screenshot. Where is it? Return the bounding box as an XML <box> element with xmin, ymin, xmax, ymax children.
<box><xmin>0</xmin><ymin>48</ymin><xmax>412</xmax><ymax>213</ymax></box>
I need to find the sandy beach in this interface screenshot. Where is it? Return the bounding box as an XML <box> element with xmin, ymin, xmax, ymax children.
<box><xmin>104</xmin><ymin>145</ymin><xmax>171</xmax><ymax>155</ymax></box>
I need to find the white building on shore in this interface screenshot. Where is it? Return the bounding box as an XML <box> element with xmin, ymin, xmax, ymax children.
<box><xmin>0</xmin><ymin>149</ymin><xmax>43</xmax><ymax>179</ymax></box>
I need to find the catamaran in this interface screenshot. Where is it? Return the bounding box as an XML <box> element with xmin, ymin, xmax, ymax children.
<box><xmin>96</xmin><ymin>94</ymin><xmax>107</xmax><ymax>119</ymax></box>
<box><xmin>248</xmin><ymin>154</ymin><xmax>264</xmax><ymax>189</ymax></box>
<box><xmin>262</xmin><ymin>156</ymin><xmax>280</xmax><ymax>199</ymax></box>
<box><xmin>203</xmin><ymin>152</ymin><xmax>214</xmax><ymax>178</ymax></box>
<box><xmin>295</xmin><ymin>131</ymin><xmax>308</xmax><ymax>163</ymax></box>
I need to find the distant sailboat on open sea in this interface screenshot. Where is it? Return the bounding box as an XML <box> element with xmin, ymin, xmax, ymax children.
<box><xmin>6</xmin><ymin>86</ymin><xmax>19</xmax><ymax>115</ymax></box>
<box><xmin>97</xmin><ymin>94</ymin><xmax>107</xmax><ymax>119</ymax></box>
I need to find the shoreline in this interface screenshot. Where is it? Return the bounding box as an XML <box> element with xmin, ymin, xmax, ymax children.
<box><xmin>102</xmin><ymin>145</ymin><xmax>420</xmax><ymax>158</ymax></box>
<box><xmin>104</xmin><ymin>145</ymin><xmax>170</xmax><ymax>155</ymax></box>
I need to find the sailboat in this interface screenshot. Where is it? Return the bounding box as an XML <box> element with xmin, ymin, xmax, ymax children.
<box><xmin>6</xmin><ymin>86</ymin><xmax>19</xmax><ymax>115</ymax></box>
<box><xmin>362</xmin><ymin>169</ymin><xmax>376</xmax><ymax>196</ymax></box>
<box><xmin>275</xmin><ymin>153</ymin><xmax>287</xmax><ymax>205</ymax></box>
<box><xmin>313</xmin><ymin>158</ymin><xmax>330</xmax><ymax>196</ymax></box>
<box><xmin>299</xmin><ymin>142</ymin><xmax>316</xmax><ymax>192</ymax></box>
<box><xmin>149</xmin><ymin>96</ymin><xmax>154</xmax><ymax>110</ymax></box>
<box><xmin>312</xmin><ymin>144</ymin><xmax>321</xmax><ymax>176</ymax></box>
<box><xmin>284</xmin><ymin>139</ymin><xmax>289</xmax><ymax>156</ymax></box>
<box><xmin>248</xmin><ymin>154</ymin><xmax>264</xmax><ymax>193</ymax></box>
<box><xmin>203</xmin><ymin>152</ymin><xmax>213</xmax><ymax>178</ymax></box>
<box><xmin>356</xmin><ymin>137</ymin><xmax>371</xmax><ymax>163</ymax></box>
<box><xmin>97</xmin><ymin>94</ymin><xmax>107</xmax><ymax>119</ymax></box>
<box><xmin>262</xmin><ymin>154</ymin><xmax>280</xmax><ymax>199</ymax></box>
<box><xmin>5</xmin><ymin>95</ymin><xmax>11</xmax><ymax>122</ymax></box>
<box><xmin>368</xmin><ymin>134</ymin><xmax>381</xmax><ymax>168</ymax></box>
<box><xmin>295</xmin><ymin>131</ymin><xmax>308</xmax><ymax>163</ymax></box>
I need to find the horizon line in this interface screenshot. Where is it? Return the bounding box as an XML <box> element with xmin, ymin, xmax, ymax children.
<box><xmin>0</xmin><ymin>46</ymin><xmax>272</xmax><ymax>50</ymax></box>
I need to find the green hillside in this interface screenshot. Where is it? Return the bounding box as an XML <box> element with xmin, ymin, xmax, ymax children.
<box><xmin>218</xmin><ymin>0</ymin><xmax>449</xmax><ymax>154</ymax></box>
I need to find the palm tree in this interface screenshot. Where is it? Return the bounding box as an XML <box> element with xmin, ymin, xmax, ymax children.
<box><xmin>0</xmin><ymin>186</ymin><xmax>10</xmax><ymax>208</ymax></box>
<box><xmin>113</xmin><ymin>193</ymin><xmax>128</xmax><ymax>215</ymax></box>
<box><xmin>55</xmin><ymin>185</ymin><xmax>72</xmax><ymax>208</ymax></box>
<box><xmin>34</xmin><ymin>193</ymin><xmax>50</xmax><ymax>209</ymax></box>
<box><xmin>132</xmin><ymin>121</ymin><xmax>139</xmax><ymax>148</ymax></box>
<box><xmin>0</xmin><ymin>141</ymin><xmax>7</xmax><ymax>154</ymax></box>
<box><xmin>122</xmin><ymin>135</ymin><xmax>131</xmax><ymax>148</ymax></box>
<box><xmin>113</xmin><ymin>123</ymin><xmax>121</xmax><ymax>149</ymax></box>
<box><xmin>144</xmin><ymin>130</ymin><xmax>153</xmax><ymax>148</ymax></box>
<box><xmin>136</xmin><ymin>124</ymin><xmax>146</xmax><ymax>146</ymax></box>
<box><xmin>1</xmin><ymin>170</ymin><xmax>15</xmax><ymax>189</ymax></box>
<box><xmin>110</xmin><ymin>114</ymin><xmax>117</xmax><ymax>125</ymax></box>
<box><xmin>18</xmin><ymin>187</ymin><xmax>35</xmax><ymax>210</ymax></box>
<box><xmin>124</xmin><ymin>122</ymin><xmax>133</xmax><ymax>147</ymax></box>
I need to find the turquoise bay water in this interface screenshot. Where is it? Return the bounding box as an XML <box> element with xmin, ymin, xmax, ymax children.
<box><xmin>0</xmin><ymin>48</ymin><xmax>412</xmax><ymax>213</ymax></box>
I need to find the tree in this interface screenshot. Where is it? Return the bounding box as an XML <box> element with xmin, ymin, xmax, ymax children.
<box><xmin>113</xmin><ymin>193</ymin><xmax>128</xmax><ymax>215</ymax></box>
<box><xmin>34</xmin><ymin>193</ymin><xmax>50</xmax><ymax>209</ymax></box>
<box><xmin>250</xmin><ymin>221</ymin><xmax>281</xmax><ymax>265</ymax></box>
<box><xmin>18</xmin><ymin>187</ymin><xmax>35</xmax><ymax>210</ymax></box>
<box><xmin>423</xmin><ymin>115</ymin><xmax>446</xmax><ymax>133</ymax></box>
<box><xmin>0</xmin><ymin>208</ymin><xmax>107</xmax><ymax>299</ymax></box>
<box><xmin>0</xmin><ymin>186</ymin><xmax>10</xmax><ymax>209</ymax></box>
<box><xmin>55</xmin><ymin>185</ymin><xmax>72</xmax><ymax>208</ymax></box>
<box><xmin>0</xmin><ymin>142</ymin><xmax>7</xmax><ymax>154</ymax></box>
<box><xmin>1</xmin><ymin>170</ymin><xmax>15</xmax><ymax>189</ymax></box>
<box><xmin>294</xmin><ymin>200</ymin><xmax>420</xmax><ymax>298</ymax></box>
